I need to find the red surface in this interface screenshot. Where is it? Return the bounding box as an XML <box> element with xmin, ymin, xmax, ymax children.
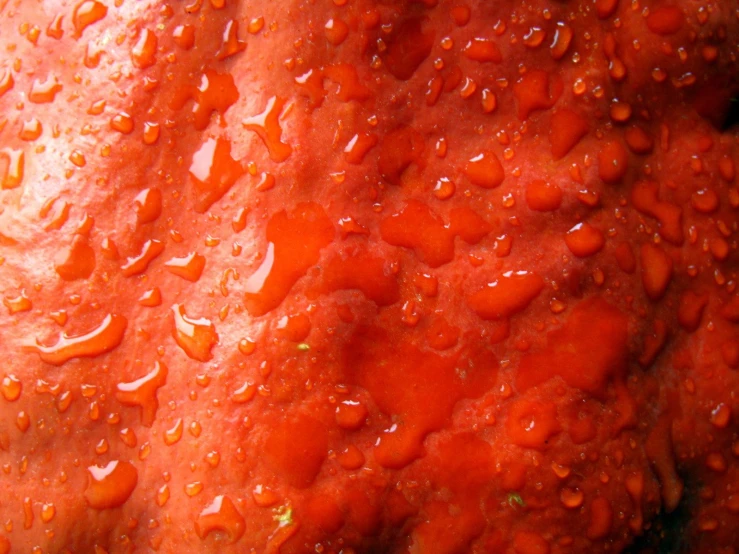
<box><xmin>0</xmin><ymin>0</ymin><xmax>738</xmax><ymax>553</ymax></box>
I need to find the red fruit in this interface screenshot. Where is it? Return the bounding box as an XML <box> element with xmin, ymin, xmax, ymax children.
<box><xmin>1</xmin><ymin>1</ymin><xmax>737</xmax><ymax>553</ymax></box>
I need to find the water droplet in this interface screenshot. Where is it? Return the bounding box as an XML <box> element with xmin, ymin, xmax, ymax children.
<box><xmin>523</xmin><ymin>27</ymin><xmax>546</xmax><ymax>48</ymax></box>
<box><xmin>597</xmin><ymin>140</ymin><xmax>628</xmax><ymax>184</ymax></box>
<box><xmin>119</xmin><ymin>427</ymin><xmax>137</xmax><ymax>447</ymax></box>
<box><xmin>19</xmin><ymin>118</ymin><xmax>43</xmax><ymax>141</ymax></box>
<box><xmin>433</xmin><ymin>177</ymin><xmax>455</xmax><ymax>200</ymax></box>
<box><xmin>29</xmin><ymin>75</ymin><xmax>62</xmax><ymax>104</ymax></box>
<box><xmin>505</xmin><ymin>399</ymin><xmax>561</xmax><ymax>450</ymax></box>
<box><xmin>0</xmin><ymin>148</ymin><xmax>25</xmax><ymax>190</ymax></box>
<box><xmin>189</xmin><ymin>137</ymin><xmax>244</xmax><ymax>213</ymax></box>
<box><xmin>238</xmin><ymin>337</ymin><xmax>256</xmax><ymax>355</ymax></box>
<box><xmin>550</xmin><ymin>22</ymin><xmax>573</xmax><ymax>60</ymax></box>
<box><xmin>138</xmin><ymin>288</ymin><xmax>162</xmax><ymax>308</ymax></box>
<box><xmin>173</xmin><ymin>24</ymin><xmax>195</xmax><ymax>50</ymax></box>
<box><xmin>171</xmin><ymin>304</ymin><xmax>218</xmax><ymax>362</ymax></box>
<box><xmin>216</xmin><ymin>20</ymin><xmax>246</xmax><ymax>60</ymax></box>
<box><xmin>565</xmin><ymin>223</ymin><xmax>605</xmax><ymax>258</ymax></box>
<box><xmin>176</xmin><ymin>69</ymin><xmax>239</xmax><ymax>130</ymax></box>
<box><xmin>481</xmin><ymin>88</ymin><xmax>497</xmax><ymax>113</ymax></box>
<box><xmin>325</xmin><ymin>18</ymin><xmax>349</xmax><ymax>45</ymax></box>
<box><xmin>57</xmin><ymin>390</ymin><xmax>73</xmax><ymax>412</ymax></box>
<box><xmin>336</xmin><ymin>400</ymin><xmax>368</xmax><ymax>431</ymax></box>
<box><xmin>189</xmin><ymin>420</ymin><xmax>202</xmax><ymax>437</ymax></box>
<box><xmin>115</xmin><ymin>362</ymin><xmax>168</xmax><ymax>427</ymax></box>
<box><xmin>3</xmin><ymin>291</ymin><xmax>32</xmax><ymax>314</ymax></box>
<box><xmin>248</xmin><ymin>17</ymin><xmax>264</xmax><ymax>34</ymax></box>
<box><xmin>1</xmin><ymin>375</ymin><xmax>22</xmax><ymax>401</ymax></box>
<box><xmin>244</xmin><ymin>203</ymin><xmax>333</xmax><ymax>316</ymax></box>
<box><xmin>464</xmin><ymin>152</ymin><xmax>505</xmax><ymax>189</ymax></box>
<box><xmin>95</xmin><ymin>438</ymin><xmax>109</xmax><ymax>455</ymax></box>
<box><xmin>84</xmin><ymin>461</ymin><xmax>138</xmax><ymax>510</ymax></box>
<box><xmin>551</xmin><ymin>462</ymin><xmax>571</xmax><ymax>479</ymax></box>
<box><xmin>609</xmin><ymin>101</ymin><xmax>632</xmax><ymax>123</ymax></box>
<box><xmin>380</xmin><ymin>201</ymin><xmax>490</xmax><ymax>267</ymax></box>
<box><xmin>195</xmin><ymin>495</ymin><xmax>245</xmax><ymax>543</ymax></box>
<box><xmin>16</xmin><ymin>411</ymin><xmax>30</xmax><ymax>432</ymax></box>
<box><xmin>0</xmin><ymin>70</ymin><xmax>14</xmax><ymax>99</ymax></box>
<box><xmin>468</xmin><ymin>271</ymin><xmax>544</xmax><ymax>320</ymax></box>
<box><xmin>463</xmin><ymin>38</ymin><xmax>503</xmax><ymax>63</ymax></box>
<box><xmin>164</xmin><ymin>418</ymin><xmax>183</xmax><ymax>445</ymax></box>
<box><xmin>55</xmin><ymin>235</ymin><xmax>96</xmax><ymax>280</ymax></box>
<box><xmin>24</xmin><ymin>314</ymin><xmax>128</xmax><ymax>366</ymax></box>
<box><xmin>232</xmin><ymin>382</ymin><xmax>256</xmax><ymax>403</ymax></box>
<box><xmin>156</xmin><ymin>484</ymin><xmax>170</xmax><ymax>507</ymax></box>
<box><xmin>121</xmin><ymin>240</ymin><xmax>165</xmax><ymax>277</ymax></box>
<box><xmin>142</xmin><ymin>121</ymin><xmax>160</xmax><ymax>144</ymax></box>
<box><xmin>560</xmin><ymin>487</ymin><xmax>584</xmax><ymax>508</ymax></box>
<box><xmin>243</xmin><ymin>96</ymin><xmax>293</xmax><ymax>163</ymax></box>
<box><xmin>337</xmin><ymin>444</ymin><xmax>365</xmax><ymax>470</ymax></box>
<box><xmin>252</xmin><ymin>484</ymin><xmax>278</xmax><ymax>507</ymax></box>
<box><xmin>164</xmin><ymin>252</ymin><xmax>206</xmax><ymax>282</ymax></box>
<box><xmin>73</xmin><ymin>1</ymin><xmax>108</xmax><ymax>37</ymax></box>
<box><xmin>131</xmin><ymin>29</ymin><xmax>157</xmax><ymax>69</ymax></box>
<box><xmin>640</xmin><ymin>244</ymin><xmax>673</xmax><ymax>300</ymax></box>
<box><xmin>40</xmin><ymin>503</ymin><xmax>55</xmax><ymax>523</ymax></box>
<box><xmin>344</xmin><ymin>133</ymin><xmax>378</xmax><ymax>165</ymax></box>
<box><xmin>185</xmin><ymin>481</ymin><xmax>204</xmax><ymax>497</ymax></box>
<box><xmin>132</xmin><ymin>187</ymin><xmax>162</xmax><ymax>225</ymax></box>
<box><xmin>23</xmin><ymin>497</ymin><xmax>33</xmax><ymax>529</ymax></box>
<box><xmin>110</xmin><ymin>112</ymin><xmax>134</xmax><ymax>134</ymax></box>
<box><xmin>47</xmin><ymin>13</ymin><xmax>64</xmax><ymax>39</ymax></box>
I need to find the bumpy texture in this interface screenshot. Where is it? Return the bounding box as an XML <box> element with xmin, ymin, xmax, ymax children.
<box><xmin>0</xmin><ymin>0</ymin><xmax>738</xmax><ymax>553</ymax></box>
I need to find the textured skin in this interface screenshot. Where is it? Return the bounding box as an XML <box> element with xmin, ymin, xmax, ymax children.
<box><xmin>0</xmin><ymin>1</ymin><xmax>738</xmax><ymax>553</ymax></box>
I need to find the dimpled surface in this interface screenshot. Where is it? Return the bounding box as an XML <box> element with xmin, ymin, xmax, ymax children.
<box><xmin>0</xmin><ymin>1</ymin><xmax>738</xmax><ymax>553</ymax></box>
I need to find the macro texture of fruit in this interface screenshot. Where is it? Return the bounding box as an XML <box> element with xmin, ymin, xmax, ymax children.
<box><xmin>0</xmin><ymin>0</ymin><xmax>738</xmax><ymax>553</ymax></box>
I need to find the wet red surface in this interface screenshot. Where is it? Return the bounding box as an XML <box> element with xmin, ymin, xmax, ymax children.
<box><xmin>0</xmin><ymin>0</ymin><xmax>738</xmax><ymax>553</ymax></box>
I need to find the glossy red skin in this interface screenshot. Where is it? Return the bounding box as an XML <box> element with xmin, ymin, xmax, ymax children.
<box><xmin>0</xmin><ymin>1</ymin><xmax>738</xmax><ymax>553</ymax></box>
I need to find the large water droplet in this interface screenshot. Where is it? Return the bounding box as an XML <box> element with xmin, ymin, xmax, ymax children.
<box><xmin>25</xmin><ymin>314</ymin><xmax>127</xmax><ymax>366</ymax></box>
<box><xmin>84</xmin><ymin>460</ymin><xmax>138</xmax><ymax>510</ymax></box>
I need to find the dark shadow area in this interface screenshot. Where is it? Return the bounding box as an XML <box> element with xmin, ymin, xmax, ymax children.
<box><xmin>623</xmin><ymin>487</ymin><xmax>693</xmax><ymax>554</ymax></box>
<box><xmin>724</xmin><ymin>96</ymin><xmax>739</xmax><ymax>130</ymax></box>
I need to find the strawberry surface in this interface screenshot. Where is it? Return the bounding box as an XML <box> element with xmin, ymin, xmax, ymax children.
<box><xmin>0</xmin><ymin>0</ymin><xmax>738</xmax><ymax>553</ymax></box>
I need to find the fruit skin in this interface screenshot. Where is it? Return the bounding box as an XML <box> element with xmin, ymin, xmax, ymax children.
<box><xmin>0</xmin><ymin>1</ymin><xmax>737</xmax><ymax>553</ymax></box>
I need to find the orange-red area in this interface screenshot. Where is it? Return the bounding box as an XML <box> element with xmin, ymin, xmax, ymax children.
<box><xmin>0</xmin><ymin>0</ymin><xmax>737</xmax><ymax>553</ymax></box>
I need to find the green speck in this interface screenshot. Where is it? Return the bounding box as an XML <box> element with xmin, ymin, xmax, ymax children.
<box><xmin>507</xmin><ymin>493</ymin><xmax>525</xmax><ymax>508</ymax></box>
<box><xmin>273</xmin><ymin>505</ymin><xmax>293</xmax><ymax>526</ymax></box>
<box><xmin>296</xmin><ymin>343</ymin><xmax>310</xmax><ymax>351</ymax></box>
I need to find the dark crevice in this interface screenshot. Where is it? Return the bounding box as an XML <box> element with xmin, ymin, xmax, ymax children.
<box><xmin>723</xmin><ymin>96</ymin><xmax>739</xmax><ymax>130</ymax></box>
<box><xmin>623</xmin><ymin>476</ymin><xmax>699</xmax><ymax>554</ymax></box>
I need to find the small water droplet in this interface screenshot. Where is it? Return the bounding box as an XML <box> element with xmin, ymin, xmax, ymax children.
<box><xmin>1</xmin><ymin>375</ymin><xmax>21</xmax><ymax>402</ymax></box>
<box><xmin>164</xmin><ymin>418</ymin><xmax>183</xmax><ymax>445</ymax></box>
